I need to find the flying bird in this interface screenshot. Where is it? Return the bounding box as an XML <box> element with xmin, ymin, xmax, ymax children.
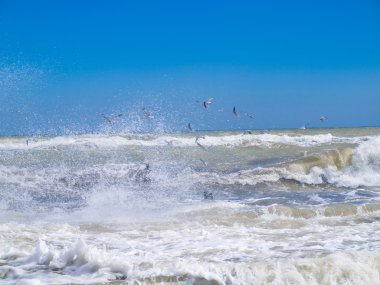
<box><xmin>233</xmin><ymin>106</ymin><xmax>239</xmax><ymax>117</ymax></box>
<box><xmin>203</xmin><ymin>98</ymin><xmax>213</xmax><ymax>108</ymax></box>
<box><xmin>195</xmin><ymin>136</ymin><xmax>207</xmax><ymax>151</ymax></box>
<box><xmin>187</xmin><ymin>123</ymin><xmax>194</xmax><ymax>132</ymax></box>
<box><xmin>245</xmin><ymin>113</ymin><xmax>253</xmax><ymax>119</ymax></box>
<box><xmin>101</xmin><ymin>113</ymin><xmax>122</xmax><ymax>124</ymax></box>
<box><xmin>319</xmin><ymin>116</ymin><xmax>327</xmax><ymax>122</ymax></box>
<box><xmin>142</xmin><ymin>108</ymin><xmax>153</xmax><ymax>118</ymax></box>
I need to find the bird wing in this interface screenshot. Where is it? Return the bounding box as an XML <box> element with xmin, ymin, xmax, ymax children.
<box><xmin>102</xmin><ymin>114</ymin><xmax>112</xmax><ymax>124</ymax></box>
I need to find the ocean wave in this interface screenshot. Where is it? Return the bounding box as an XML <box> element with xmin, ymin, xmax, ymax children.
<box><xmin>1</xmin><ymin>134</ymin><xmax>380</xmax><ymax>217</ymax></box>
<box><xmin>2</xmin><ymin>130</ymin><xmax>380</xmax><ymax>285</ymax></box>
<box><xmin>263</xmin><ymin>203</ymin><xmax>380</xmax><ymax>218</ymax></box>
<box><xmin>2</xmin><ymin>238</ymin><xmax>380</xmax><ymax>285</ymax></box>
<box><xmin>0</xmin><ymin>163</ymin><xmax>150</xmax><ymax>189</ymax></box>
<box><xmin>192</xmin><ymin>136</ymin><xmax>380</xmax><ymax>188</ymax></box>
<box><xmin>1</xmin><ymin>136</ymin><xmax>380</xmax><ymax>193</ymax></box>
<box><xmin>0</xmin><ymin>132</ymin><xmax>369</xmax><ymax>150</ymax></box>
<box><xmin>0</xmin><ymin>163</ymin><xmax>152</xmax><ymax>213</ymax></box>
<box><xmin>282</xmin><ymin>136</ymin><xmax>380</xmax><ymax>188</ymax></box>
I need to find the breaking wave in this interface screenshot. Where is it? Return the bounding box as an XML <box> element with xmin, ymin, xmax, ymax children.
<box><xmin>0</xmin><ymin>132</ymin><xmax>369</xmax><ymax>150</ymax></box>
<box><xmin>2</xmin><ymin>232</ymin><xmax>380</xmax><ymax>285</ymax></box>
<box><xmin>195</xmin><ymin>136</ymin><xmax>380</xmax><ymax>188</ymax></box>
<box><xmin>282</xmin><ymin>136</ymin><xmax>380</xmax><ymax>188</ymax></box>
<box><xmin>1</xmin><ymin>129</ymin><xmax>380</xmax><ymax>284</ymax></box>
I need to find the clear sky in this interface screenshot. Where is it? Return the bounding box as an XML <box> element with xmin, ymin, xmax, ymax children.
<box><xmin>0</xmin><ymin>0</ymin><xmax>380</xmax><ymax>135</ymax></box>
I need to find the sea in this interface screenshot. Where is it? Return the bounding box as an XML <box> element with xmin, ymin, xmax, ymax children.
<box><xmin>0</xmin><ymin>127</ymin><xmax>379</xmax><ymax>285</ymax></box>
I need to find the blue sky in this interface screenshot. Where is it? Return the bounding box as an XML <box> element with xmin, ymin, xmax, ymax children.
<box><xmin>0</xmin><ymin>0</ymin><xmax>380</xmax><ymax>135</ymax></box>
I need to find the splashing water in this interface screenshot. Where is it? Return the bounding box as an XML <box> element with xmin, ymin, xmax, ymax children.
<box><xmin>1</xmin><ymin>127</ymin><xmax>380</xmax><ymax>284</ymax></box>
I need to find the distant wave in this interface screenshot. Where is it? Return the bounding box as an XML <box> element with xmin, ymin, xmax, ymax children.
<box><xmin>0</xmin><ymin>132</ymin><xmax>369</xmax><ymax>150</ymax></box>
<box><xmin>1</xmin><ymin>135</ymin><xmax>380</xmax><ymax>196</ymax></box>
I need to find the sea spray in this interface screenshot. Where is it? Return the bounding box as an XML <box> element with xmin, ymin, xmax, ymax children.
<box><xmin>1</xmin><ymin>128</ymin><xmax>380</xmax><ymax>284</ymax></box>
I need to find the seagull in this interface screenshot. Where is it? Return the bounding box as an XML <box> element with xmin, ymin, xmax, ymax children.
<box><xmin>320</xmin><ymin>116</ymin><xmax>327</xmax><ymax>122</ymax></box>
<box><xmin>233</xmin><ymin>106</ymin><xmax>239</xmax><ymax>117</ymax></box>
<box><xmin>101</xmin><ymin>113</ymin><xmax>122</xmax><ymax>124</ymax></box>
<box><xmin>187</xmin><ymin>123</ymin><xmax>194</xmax><ymax>132</ymax></box>
<box><xmin>203</xmin><ymin>98</ymin><xmax>213</xmax><ymax>108</ymax></box>
<box><xmin>245</xmin><ymin>113</ymin><xmax>253</xmax><ymax>119</ymax></box>
<box><xmin>195</xmin><ymin>136</ymin><xmax>207</xmax><ymax>151</ymax></box>
<box><xmin>142</xmin><ymin>108</ymin><xmax>153</xmax><ymax>118</ymax></box>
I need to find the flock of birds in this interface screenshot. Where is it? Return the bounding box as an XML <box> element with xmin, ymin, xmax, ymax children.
<box><xmin>23</xmin><ymin>97</ymin><xmax>327</xmax><ymax>152</ymax></box>
<box><xmin>22</xmin><ymin>98</ymin><xmax>328</xmax><ymax>200</ymax></box>
<box><xmin>26</xmin><ymin>98</ymin><xmax>327</xmax><ymax>150</ymax></box>
<box><xmin>101</xmin><ymin>97</ymin><xmax>327</xmax><ymax>137</ymax></box>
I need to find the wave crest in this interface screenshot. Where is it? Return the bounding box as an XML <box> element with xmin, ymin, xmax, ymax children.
<box><xmin>283</xmin><ymin>137</ymin><xmax>380</xmax><ymax>187</ymax></box>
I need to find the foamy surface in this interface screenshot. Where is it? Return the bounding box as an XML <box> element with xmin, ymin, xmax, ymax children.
<box><xmin>1</xmin><ymin>128</ymin><xmax>380</xmax><ymax>284</ymax></box>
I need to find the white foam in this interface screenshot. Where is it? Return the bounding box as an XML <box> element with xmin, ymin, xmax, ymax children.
<box><xmin>2</xmin><ymin>215</ymin><xmax>380</xmax><ymax>285</ymax></box>
<box><xmin>0</xmin><ymin>132</ymin><xmax>368</xmax><ymax>150</ymax></box>
<box><xmin>1</xmin><ymin>131</ymin><xmax>380</xmax><ymax>284</ymax></box>
<box><xmin>16</xmin><ymin>279</ymin><xmax>43</xmax><ymax>285</ymax></box>
<box><xmin>196</xmin><ymin>167</ymin><xmax>281</xmax><ymax>186</ymax></box>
